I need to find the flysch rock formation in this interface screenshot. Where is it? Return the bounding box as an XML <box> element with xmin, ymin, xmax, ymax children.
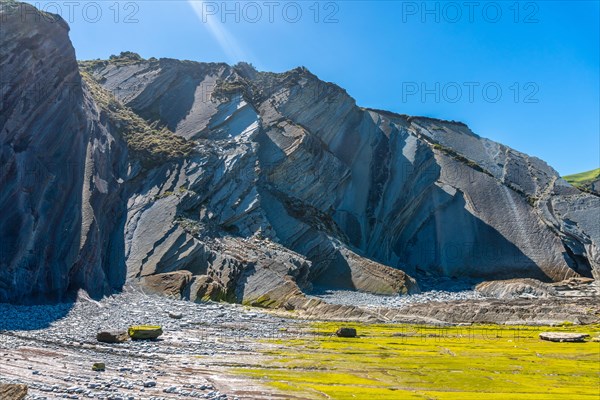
<box><xmin>1</xmin><ymin>1</ymin><xmax>598</xmax><ymax>305</ymax></box>
<box><xmin>81</xmin><ymin>54</ymin><xmax>599</xmax><ymax>300</ymax></box>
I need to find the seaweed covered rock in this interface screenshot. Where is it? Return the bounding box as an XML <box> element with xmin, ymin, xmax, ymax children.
<box><xmin>128</xmin><ymin>325</ymin><xmax>163</xmax><ymax>340</ymax></box>
<box><xmin>190</xmin><ymin>275</ymin><xmax>227</xmax><ymax>302</ymax></box>
<box><xmin>336</xmin><ymin>327</ymin><xmax>357</xmax><ymax>338</ymax></box>
<box><xmin>92</xmin><ymin>362</ymin><xmax>106</xmax><ymax>371</ymax></box>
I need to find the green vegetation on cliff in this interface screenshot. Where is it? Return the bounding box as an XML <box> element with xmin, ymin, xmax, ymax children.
<box><xmin>79</xmin><ymin>51</ymin><xmax>153</xmax><ymax>71</ymax></box>
<box><xmin>564</xmin><ymin>168</ymin><xmax>600</xmax><ymax>193</ymax></box>
<box><xmin>81</xmin><ymin>71</ymin><xmax>195</xmax><ymax>168</ymax></box>
<box><xmin>236</xmin><ymin>322</ymin><xmax>600</xmax><ymax>399</ymax></box>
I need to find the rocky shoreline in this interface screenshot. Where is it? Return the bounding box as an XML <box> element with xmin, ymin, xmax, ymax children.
<box><xmin>0</xmin><ymin>288</ymin><xmax>299</xmax><ymax>399</ymax></box>
<box><xmin>308</xmin><ymin>287</ymin><xmax>485</xmax><ymax>309</ymax></box>
<box><xmin>1</xmin><ymin>284</ymin><xmax>599</xmax><ymax>399</ymax></box>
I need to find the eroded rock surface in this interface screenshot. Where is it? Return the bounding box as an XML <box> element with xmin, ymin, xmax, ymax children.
<box><xmin>475</xmin><ymin>279</ymin><xmax>558</xmax><ymax>299</ymax></box>
<box><xmin>0</xmin><ymin>383</ymin><xmax>27</xmax><ymax>400</ymax></box>
<box><xmin>376</xmin><ymin>297</ymin><xmax>600</xmax><ymax>326</ymax></box>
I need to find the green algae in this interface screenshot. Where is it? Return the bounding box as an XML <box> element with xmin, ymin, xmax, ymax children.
<box><xmin>128</xmin><ymin>325</ymin><xmax>163</xmax><ymax>340</ymax></box>
<box><xmin>235</xmin><ymin>322</ymin><xmax>600</xmax><ymax>399</ymax></box>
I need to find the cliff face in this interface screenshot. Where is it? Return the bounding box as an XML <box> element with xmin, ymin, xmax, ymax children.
<box><xmin>1</xmin><ymin>1</ymin><xmax>598</xmax><ymax>305</ymax></box>
<box><xmin>0</xmin><ymin>2</ymin><xmax>128</xmax><ymax>303</ymax></box>
<box><xmin>81</xmin><ymin>55</ymin><xmax>599</xmax><ymax>303</ymax></box>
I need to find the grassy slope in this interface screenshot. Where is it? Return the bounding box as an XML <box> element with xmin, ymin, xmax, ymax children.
<box><xmin>563</xmin><ymin>168</ymin><xmax>600</xmax><ymax>186</ymax></box>
<box><xmin>236</xmin><ymin>322</ymin><xmax>600</xmax><ymax>400</ymax></box>
<box><xmin>80</xmin><ymin>69</ymin><xmax>195</xmax><ymax>169</ymax></box>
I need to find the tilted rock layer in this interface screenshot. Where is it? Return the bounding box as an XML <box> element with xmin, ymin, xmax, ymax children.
<box><xmin>0</xmin><ymin>2</ymin><xmax>598</xmax><ymax>304</ymax></box>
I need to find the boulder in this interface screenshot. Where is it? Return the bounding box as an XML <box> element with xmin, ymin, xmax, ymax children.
<box><xmin>336</xmin><ymin>327</ymin><xmax>357</xmax><ymax>338</ymax></box>
<box><xmin>128</xmin><ymin>325</ymin><xmax>163</xmax><ymax>340</ymax></box>
<box><xmin>168</xmin><ymin>311</ymin><xmax>183</xmax><ymax>319</ymax></box>
<box><xmin>96</xmin><ymin>330</ymin><xmax>129</xmax><ymax>343</ymax></box>
<box><xmin>0</xmin><ymin>384</ymin><xmax>27</xmax><ymax>400</ymax></box>
<box><xmin>140</xmin><ymin>271</ymin><xmax>193</xmax><ymax>299</ymax></box>
<box><xmin>539</xmin><ymin>332</ymin><xmax>589</xmax><ymax>343</ymax></box>
<box><xmin>92</xmin><ymin>362</ymin><xmax>106</xmax><ymax>371</ymax></box>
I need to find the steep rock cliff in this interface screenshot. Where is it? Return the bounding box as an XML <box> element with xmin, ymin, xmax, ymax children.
<box><xmin>0</xmin><ymin>2</ymin><xmax>128</xmax><ymax>303</ymax></box>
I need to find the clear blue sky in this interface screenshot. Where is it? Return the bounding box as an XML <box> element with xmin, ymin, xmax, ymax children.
<box><xmin>28</xmin><ymin>0</ymin><xmax>599</xmax><ymax>175</ymax></box>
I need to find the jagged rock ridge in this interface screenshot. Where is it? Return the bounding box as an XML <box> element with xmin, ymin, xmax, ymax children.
<box><xmin>79</xmin><ymin>51</ymin><xmax>599</xmax><ymax>303</ymax></box>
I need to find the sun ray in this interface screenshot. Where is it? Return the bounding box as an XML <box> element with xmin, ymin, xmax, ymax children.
<box><xmin>188</xmin><ymin>0</ymin><xmax>249</xmax><ymax>64</ymax></box>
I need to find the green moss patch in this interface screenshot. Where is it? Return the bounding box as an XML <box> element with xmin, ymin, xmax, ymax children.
<box><xmin>235</xmin><ymin>322</ymin><xmax>600</xmax><ymax>399</ymax></box>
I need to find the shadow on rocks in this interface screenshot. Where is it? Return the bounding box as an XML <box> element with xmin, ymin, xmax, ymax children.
<box><xmin>0</xmin><ymin>301</ymin><xmax>74</xmax><ymax>330</ymax></box>
<box><xmin>415</xmin><ymin>275</ymin><xmax>484</xmax><ymax>292</ymax></box>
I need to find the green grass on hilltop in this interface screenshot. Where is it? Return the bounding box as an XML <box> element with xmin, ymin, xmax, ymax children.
<box><xmin>564</xmin><ymin>168</ymin><xmax>600</xmax><ymax>185</ymax></box>
<box><xmin>235</xmin><ymin>322</ymin><xmax>600</xmax><ymax>400</ymax></box>
<box><xmin>564</xmin><ymin>168</ymin><xmax>600</xmax><ymax>194</ymax></box>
